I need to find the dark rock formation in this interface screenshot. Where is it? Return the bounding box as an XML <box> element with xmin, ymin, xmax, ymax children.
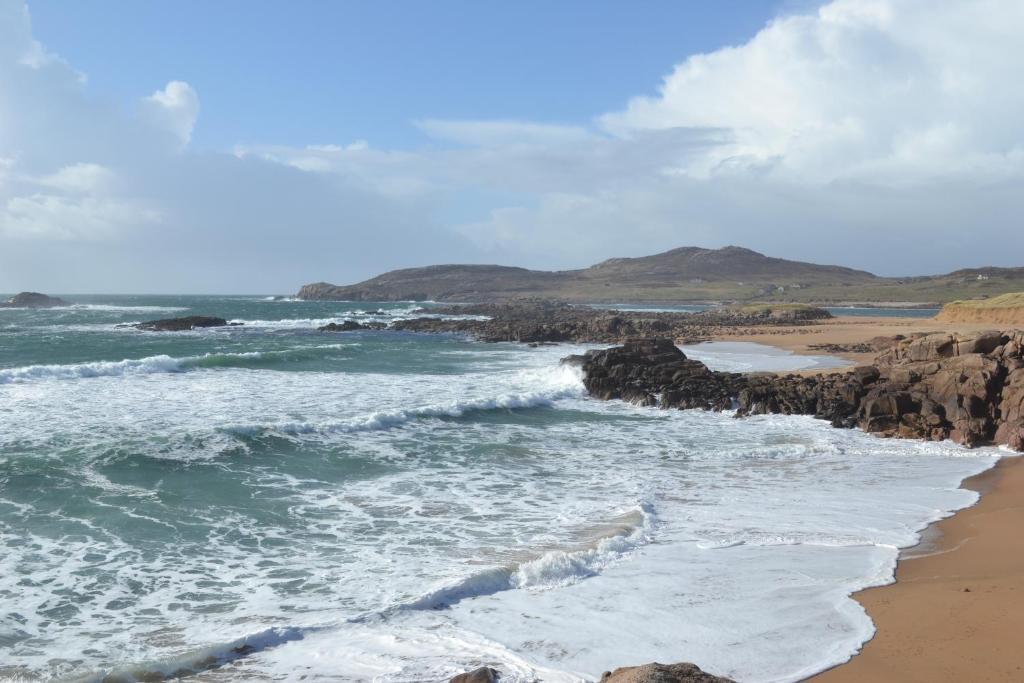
<box><xmin>600</xmin><ymin>662</ymin><xmax>736</xmax><ymax>683</ymax></box>
<box><xmin>1</xmin><ymin>291</ymin><xmax>69</xmax><ymax>308</ymax></box>
<box><xmin>391</xmin><ymin>301</ymin><xmax>830</xmax><ymax>345</ymax></box>
<box><xmin>318</xmin><ymin>320</ymin><xmax>365</xmax><ymax>332</ymax></box>
<box><xmin>448</xmin><ymin>666</ymin><xmax>501</xmax><ymax>683</ymax></box>
<box><xmin>136</xmin><ymin>316</ymin><xmax>230</xmax><ymax>331</ymax></box>
<box><xmin>578</xmin><ymin>331</ymin><xmax>1024</xmax><ymax>452</ymax></box>
<box><xmin>318</xmin><ymin>320</ymin><xmax>387</xmax><ymax>332</ymax></box>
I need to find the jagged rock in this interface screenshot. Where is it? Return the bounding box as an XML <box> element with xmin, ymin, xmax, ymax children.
<box><xmin>1</xmin><ymin>291</ymin><xmax>69</xmax><ymax>308</ymax></box>
<box><xmin>136</xmin><ymin>316</ymin><xmax>230</xmax><ymax>331</ymax></box>
<box><xmin>599</xmin><ymin>662</ymin><xmax>736</xmax><ymax>683</ymax></box>
<box><xmin>448</xmin><ymin>666</ymin><xmax>501</xmax><ymax>683</ymax></box>
<box><xmin>578</xmin><ymin>331</ymin><xmax>1024</xmax><ymax>452</ymax></box>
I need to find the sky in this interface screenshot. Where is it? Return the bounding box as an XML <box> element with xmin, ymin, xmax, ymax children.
<box><xmin>1</xmin><ymin>0</ymin><xmax>1022</xmax><ymax>294</ymax></box>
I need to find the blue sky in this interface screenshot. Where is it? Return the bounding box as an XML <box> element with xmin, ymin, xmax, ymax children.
<box><xmin>2</xmin><ymin>0</ymin><xmax>1023</xmax><ymax>293</ymax></box>
<box><xmin>28</xmin><ymin>1</ymin><xmax>787</xmax><ymax>151</ymax></box>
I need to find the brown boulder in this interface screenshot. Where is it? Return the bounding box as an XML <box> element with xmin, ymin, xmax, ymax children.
<box><xmin>449</xmin><ymin>666</ymin><xmax>501</xmax><ymax>683</ymax></box>
<box><xmin>600</xmin><ymin>662</ymin><xmax>736</xmax><ymax>683</ymax></box>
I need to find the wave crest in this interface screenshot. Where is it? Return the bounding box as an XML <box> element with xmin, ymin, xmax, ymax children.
<box><xmin>405</xmin><ymin>503</ymin><xmax>656</xmax><ymax>610</ymax></box>
<box><xmin>227</xmin><ymin>381</ymin><xmax>584</xmax><ymax>437</ymax></box>
<box><xmin>0</xmin><ymin>345</ymin><xmax>355</xmax><ymax>384</ymax></box>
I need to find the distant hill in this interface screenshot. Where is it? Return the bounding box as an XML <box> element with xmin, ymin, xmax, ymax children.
<box><xmin>297</xmin><ymin>246</ymin><xmax>1024</xmax><ymax>305</ymax></box>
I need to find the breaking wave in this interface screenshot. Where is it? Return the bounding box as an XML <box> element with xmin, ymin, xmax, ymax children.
<box><xmin>0</xmin><ymin>345</ymin><xmax>354</xmax><ymax>384</ymax></box>
<box><xmin>403</xmin><ymin>503</ymin><xmax>656</xmax><ymax>610</ymax></box>
<box><xmin>226</xmin><ymin>375</ymin><xmax>584</xmax><ymax>437</ymax></box>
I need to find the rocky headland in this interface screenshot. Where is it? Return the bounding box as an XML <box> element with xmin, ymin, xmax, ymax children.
<box><xmin>295</xmin><ymin>245</ymin><xmax>1024</xmax><ymax>305</ymax></box>
<box><xmin>571</xmin><ymin>331</ymin><xmax>1024</xmax><ymax>451</ymax></box>
<box><xmin>1</xmin><ymin>291</ymin><xmax>69</xmax><ymax>308</ymax></box>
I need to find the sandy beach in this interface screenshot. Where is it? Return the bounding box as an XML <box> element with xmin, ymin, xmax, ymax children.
<box><xmin>719</xmin><ymin>314</ymin><xmax>1024</xmax><ymax>682</ymax></box>
<box><xmin>812</xmin><ymin>455</ymin><xmax>1024</xmax><ymax>682</ymax></box>
<box><xmin>710</xmin><ymin>315</ymin><xmax>1005</xmax><ymax>367</ymax></box>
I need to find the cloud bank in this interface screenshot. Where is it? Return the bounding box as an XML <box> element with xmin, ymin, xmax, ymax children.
<box><xmin>1</xmin><ymin>0</ymin><xmax>1023</xmax><ymax>293</ymax></box>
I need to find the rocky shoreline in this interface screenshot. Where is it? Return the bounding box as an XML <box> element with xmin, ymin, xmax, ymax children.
<box><xmin>390</xmin><ymin>301</ymin><xmax>832</xmax><ymax>344</ymax></box>
<box><xmin>569</xmin><ymin>331</ymin><xmax>1024</xmax><ymax>452</ymax></box>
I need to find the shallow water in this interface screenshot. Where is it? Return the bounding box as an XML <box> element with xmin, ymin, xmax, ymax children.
<box><xmin>0</xmin><ymin>296</ymin><xmax>997</xmax><ymax>682</ymax></box>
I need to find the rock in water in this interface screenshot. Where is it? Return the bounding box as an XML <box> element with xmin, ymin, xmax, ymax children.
<box><xmin>136</xmin><ymin>316</ymin><xmax>230</xmax><ymax>331</ymax></box>
<box><xmin>1</xmin><ymin>291</ymin><xmax>69</xmax><ymax>308</ymax></box>
<box><xmin>600</xmin><ymin>662</ymin><xmax>736</xmax><ymax>682</ymax></box>
<box><xmin>448</xmin><ymin>666</ymin><xmax>501</xmax><ymax>683</ymax></box>
<box><xmin>318</xmin><ymin>320</ymin><xmax>366</xmax><ymax>332</ymax></box>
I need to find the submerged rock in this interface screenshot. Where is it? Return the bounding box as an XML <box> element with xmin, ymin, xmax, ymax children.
<box><xmin>136</xmin><ymin>316</ymin><xmax>230</xmax><ymax>331</ymax></box>
<box><xmin>578</xmin><ymin>331</ymin><xmax>1024</xmax><ymax>452</ymax></box>
<box><xmin>600</xmin><ymin>662</ymin><xmax>736</xmax><ymax>682</ymax></box>
<box><xmin>1</xmin><ymin>291</ymin><xmax>69</xmax><ymax>308</ymax></box>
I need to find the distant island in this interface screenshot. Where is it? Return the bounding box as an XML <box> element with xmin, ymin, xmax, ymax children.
<box><xmin>297</xmin><ymin>245</ymin><xmax>1024</xmax><ymax>305</ymax></box>
<box><xmin>0</xmin><ymin>292</ymin><xmax>69</xmax><ymax>308</ymax></box>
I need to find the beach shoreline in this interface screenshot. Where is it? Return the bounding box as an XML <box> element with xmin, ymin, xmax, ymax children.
<box><xmin>702</xmin><ymin>314</ymin><xmax>1024</xmax><ymax>682</ymax></box>
<box><xmin>809</xmin><ymin>454</ymin><xmax>1024</xmax><ymax>682</ymax></box>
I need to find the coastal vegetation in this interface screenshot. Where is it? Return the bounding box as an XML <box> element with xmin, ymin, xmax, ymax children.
<box><xmin>936</xmin><ymin>292</ymin><xmax>1024</xmax><ymax>324</ymax></box>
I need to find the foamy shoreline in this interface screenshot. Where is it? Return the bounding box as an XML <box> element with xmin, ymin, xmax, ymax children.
<box><xmin>706</xmin><ymin>318</ymin><xmax>1024</xmax><ymax>682</ymax></box>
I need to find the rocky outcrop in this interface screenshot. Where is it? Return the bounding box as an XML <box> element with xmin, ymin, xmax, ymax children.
<box><xmin>720</xmin><ymin>303</ymin><xmax>833</xmax><ymax>322</ymax></box>
<box><xmin>599</xmin><ymin>662</ymin><xmax>736</xmax><ymax>683</ymax></box>
<box><xmin>136</xmin><ymin>316</ymin><xmax>231</xmax><ymax>331</ymax></box>
<box><xmin>391</xmin><ymin>302</ymin><xmax>830</xmax><ymax>345</ymax></box>
<box><xmin>1</xmin><ymin>291</ymin><xmax>69</xmax><ymax>308</ymax></box>
<box><xmin>578</xmin><ymin>331</ymin><xmax>1024</xmax><ymax>452</ymax></box>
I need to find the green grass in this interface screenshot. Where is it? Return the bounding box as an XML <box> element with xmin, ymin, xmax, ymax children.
<box><xmin>943</xmin><ymin>292</ymin><xmax>1024</xmax><ymax>309</ymax></box>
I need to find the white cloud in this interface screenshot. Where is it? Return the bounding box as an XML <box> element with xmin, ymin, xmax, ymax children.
<box><xmin>38</xmin><ymin>162</ymin><xmax>115</xmax><ymax>193</ymax></box>
<box><xmin>416</xmin><ymin>119</ymin><xmax>594</xmax><ymax>147</ymax></box>
<box><xmin>2</xmin><ymin>0</ymin><xmax>1024</xmax><ymax>291</ymax></box>
<box><xmin>142</xmin><ymin>80</ymin><xmax>200</xmax><ymax>145</ymax></box>
<box><xmin>600</xmin><ymin>0</ymin><xmax>1024</xmax><ymax>185</ymax></box>
<box><xmin>1</xmin><ymin>192</ymin><xmax>159</xmax><ymax>240</ymax></box>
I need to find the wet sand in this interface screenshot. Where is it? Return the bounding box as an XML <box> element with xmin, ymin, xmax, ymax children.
<box><xmin>811</xmin><ymin>455</ymin><xmax>1024</xmax><ymax>682</ymax></box>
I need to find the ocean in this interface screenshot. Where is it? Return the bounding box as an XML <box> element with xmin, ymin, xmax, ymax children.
<box><xmin>0</xmin><ymin>296</ymin><xmax>998</xmax><ymax>682</ymax></box>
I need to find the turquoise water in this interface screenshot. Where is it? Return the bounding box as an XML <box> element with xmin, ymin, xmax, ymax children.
<box><xmin>0</xmin><ymin>296</ymin><xmax>996</xmax><ymax>682</ymax></box>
